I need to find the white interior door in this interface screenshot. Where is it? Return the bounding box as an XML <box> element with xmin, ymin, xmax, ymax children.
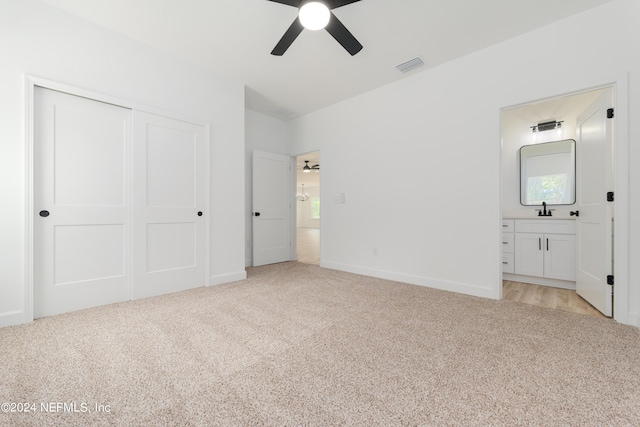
<box><xmin>252</xmin><ymin>150</ymin><xmax>291</xmax><ymax>266</ymax></box>
<box><xmin>132</xmin><ymin>111</ymin><xmax>206</xmax><ymax>299</ymax></box>
<box><xmin>575</xmin><ymin>89</ymin><xmax>613</xmax><ymax>317</ymax></box>
<box><xmin>34</xmin><ymin>87</ymin><xmax>132</xmax><ymax>318</ymax></box>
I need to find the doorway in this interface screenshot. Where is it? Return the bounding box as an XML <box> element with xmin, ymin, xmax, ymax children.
<box><xmin>295</xmin><ymin>151</ymin><xmax>320</xmax><ymax>265</ymax></box>
<box><xmin>500</xmin><ymin>87</ymin><xmax>613</xmax><ymax>318</ymax></box>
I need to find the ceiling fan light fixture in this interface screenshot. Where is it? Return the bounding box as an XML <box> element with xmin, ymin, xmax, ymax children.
<box><xmin>299</xmin><ymin>2</ymin><xmax>331</xmax><ymax>31</ymax></box>
<box><xmin>303</xmin><ymin>160</ymin><xmax>311</xmax><ymax>172</ymax></box>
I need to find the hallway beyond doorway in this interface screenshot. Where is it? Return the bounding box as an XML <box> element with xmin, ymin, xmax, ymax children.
<box><xmin>297</xmin><ymin>228</ymin><xmax>319</xmax><ymax>265</ymax></box>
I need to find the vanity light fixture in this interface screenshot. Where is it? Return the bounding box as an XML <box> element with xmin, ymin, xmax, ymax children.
<box><xmin>531</xmin><ymin>120</ymin><xmax>563</xmax><ymax>133</ymax></box>
<box><xmin>531</xmin><ymin>120</ymin><xmax>564</xmax><ymax>144</ymax></box>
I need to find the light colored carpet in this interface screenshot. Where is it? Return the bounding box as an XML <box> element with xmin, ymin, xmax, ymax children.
<box><xmin>1</xmin><ymin>262</ymin><xmax>639</xmax><ymax>426</ymax></box>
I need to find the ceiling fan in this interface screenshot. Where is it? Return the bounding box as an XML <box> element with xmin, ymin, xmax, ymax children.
<box><xmin>267</xmin><ymin>0</ymin><xmax>363</xmax><ymax>56</ymax></box>
<box><xmin>302</xmin><ymin>160</ymin><xmax>320</xmax><ymax>172</ymax></box>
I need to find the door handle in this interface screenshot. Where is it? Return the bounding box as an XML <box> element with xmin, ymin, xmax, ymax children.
<box><xmin>570</xmin><ymin>211</ymin><xmax>579</xmax><ymax>217</ymax></box>
<box><xmin>39</xmin><ymin>210</ymin><xmax>50</xmax><ymax>217</ymax></box>
<box><xmin>546</xmin><ymin>238</ymin><xmax>549</xmax><ymax>251</ymax></box>
<box><xmin>254</xmin><ymin>212</ymin><xmax>261</xmax><ymax>217</ymax></box>
<box><xmin>539</xmin><ymin>237</ymin><xmax>541</xmax><ymax>250</ymax></box>
<box><xmin>197</xmin><ymin>211</ymin><xmax>203</xmax><ymax>217</ymax></box>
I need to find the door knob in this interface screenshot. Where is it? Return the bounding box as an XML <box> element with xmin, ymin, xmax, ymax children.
<box><xmin>254</xmin><ymin>212</ymin><xmax>261</xmax><ymax>217</ymax></box>
<box><xmin>570</xmin><ymin>211</ymin><xmax>579</xmax><ymax>217</ymax></box>
<box><xmin>197</xmin><ymin>211</ymin><xmax>203</xmax><ymax>216</ymax></box>
<box><xmin>39</xmin><ymin>210</ymin><xmax>50</xmax><ymax>217</ymax></box>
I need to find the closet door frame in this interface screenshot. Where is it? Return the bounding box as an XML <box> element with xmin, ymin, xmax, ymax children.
<box><xmin>24</xmin><ymin>75</ymin><xmax>211</xmax><ymax>323</ymax></box>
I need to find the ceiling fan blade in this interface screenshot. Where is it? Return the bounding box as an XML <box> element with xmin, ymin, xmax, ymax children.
<box><xmin>325</xmin><ymin>12</ymin><xmax>363</xmax><ymax>55</ymax></box>
<box><xmin>271</xmin><ymin>18</ymin><xmax>305</xmax><ymax>56</ymax></box>
<box><xmin>327</xmin><ymin>0</ymin><xmax>361</xmax><ymax>9</ymax></box>
<box><xmin>266</xmin><ymin>0</ymin><xmax>300</xmax><ymax>7</ymax></box>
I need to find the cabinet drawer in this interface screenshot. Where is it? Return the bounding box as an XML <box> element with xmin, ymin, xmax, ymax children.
<box><xmin>501</xmin><ymin>219</ymin><xmax>514</xmax><ymax>233</ymax></box>
<box><xmin>515</xmin><ymin>219</ymin><xmax>575</xmax><ymax>235</ymax></box>
<box><xmin>502</xmin><ymin>253</ymin><xmax>514</xmax><ymax>274</ymax></box>
<box><xmin>501</xmin><ymin>233</ymin><xmax>514</xmax><ymax>253</ymax></box>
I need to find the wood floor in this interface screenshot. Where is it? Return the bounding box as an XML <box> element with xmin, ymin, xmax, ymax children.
<box><xmin>296</xmin><ymin>227</ymin><xmax>320</xmax><ymax>265</ymax></box>
<box><xmin>503</xmin><ymin>280</ymin><xmax>606</xmax><ymax>318</ymax></box>
<box><xmin>296</xmin><ymin>228</ymin><xmax>605</xmax><ymax>318</ymax></box>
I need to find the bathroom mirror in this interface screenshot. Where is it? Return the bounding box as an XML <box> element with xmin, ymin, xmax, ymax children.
<box><xmin>520</xmin><ymin>139</ymin><xmax>576</xmax><ymax>206</ymax></box>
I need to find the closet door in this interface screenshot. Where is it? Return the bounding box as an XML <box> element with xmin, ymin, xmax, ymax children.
<box><xmin>132</xmin><ymin>111</ymin><xmax>206</xmax><ymax>299</ymax></box>
<box><xmin>34</xmin><ymin>87</ymin><xmax>132</xmax><ymax>318</ymax></box>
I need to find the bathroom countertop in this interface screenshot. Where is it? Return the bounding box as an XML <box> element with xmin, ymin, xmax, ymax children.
<box><xmin>502</xmin><ymin>215</ymin><xmax>576</xmax><ymax>220</ymax></box>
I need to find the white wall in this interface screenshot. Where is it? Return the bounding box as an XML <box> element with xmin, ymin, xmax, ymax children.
<box><xmin>287</xmin><ymin>0</ymin><xmax>639</xmax><ymax>325</ymax></box>
<box><xmin>0</xmin><ymin>0</ymin><xmax>246</xmax><ymax>327</ymax></box>
<box><xmin>245</xmin><ymin>110</ymin><xmax>289</xmax><ymax>266</ymax></box>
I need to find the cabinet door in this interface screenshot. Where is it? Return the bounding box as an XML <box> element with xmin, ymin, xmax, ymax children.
<box><xmin>514</xmin><ymin>233</ymin><xmax>544</xmax><ymax>277</ymax></box>
<box><xmin>544</xmin><ymin>234</ymin><xmax>576</xmax><ymax>281</ymax></box>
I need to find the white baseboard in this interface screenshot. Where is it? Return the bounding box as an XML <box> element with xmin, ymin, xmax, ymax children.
<box><xmin>320</xmin><ymin>261</ymin><xmax>495</xmax><ymax>299</ymax></box>
<box><xmin>626</xmin><ymin>311</ymin><xmax>640</xmax><ymax>328</ymax></box>
<box><xmin>209</xmin><ymin>271</ymin><xmax>246</xmax><ymax>286</ymax></box>
<box><xmin>0</xmin><ymin>310</ymin><xmax>28</xmax><ymax>329</ymax></box>
<box><xmin>503</xmin><ymin>273</ymin><xmax>576</xmax><ymax>290</ymax></box>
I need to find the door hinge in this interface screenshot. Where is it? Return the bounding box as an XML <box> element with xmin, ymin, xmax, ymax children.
<box><xmin>607</xmin><ymin>191</ymin><xmax>614</xmax><ymax>202</ymax></box>
<box><xmin>607</xmin><ymin>108</ymin><xmax>614</xmax><ymax>119</ymax></box>
<box><xmin>607</xmin><ymin>275</ymin><xmax>614</xmax><ymax>285</ymax></box>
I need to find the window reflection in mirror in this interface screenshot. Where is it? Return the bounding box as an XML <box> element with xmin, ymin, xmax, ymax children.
<box><xmin>520</xmin><ymin>139</ymin><xmax>576</xmax><ymax>206</ymax></box>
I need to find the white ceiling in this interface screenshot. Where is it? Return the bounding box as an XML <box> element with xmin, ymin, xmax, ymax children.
<box><xmin>40</xmin><ymin>0</ymin><xmax>613</xmax><ymax>120</ymax></box>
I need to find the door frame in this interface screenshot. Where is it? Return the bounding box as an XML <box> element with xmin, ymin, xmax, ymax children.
<box><xmin>498</xmin><ymin>75</ymin><xmax>630</xmax><ymax>324</ymax></box>
<box><xmin>292</xmin><ymin>150</ymin><xmax>321</xmax><ymax>264</ymax></box>
<box><xmin>24</xmin><ymin>75</ymin><xmax>211</xmax><ymax>323</ymax></box>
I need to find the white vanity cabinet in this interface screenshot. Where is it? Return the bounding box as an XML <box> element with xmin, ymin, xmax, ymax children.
<box><xmin>503</xmin><ymin>219</ymin><xmax>576</xmax><ymax>288</ymax></box>
<box><xmin>514</xmin><ymin>220</ymin><xmax>576</xmax><ymax>281</ymax></box>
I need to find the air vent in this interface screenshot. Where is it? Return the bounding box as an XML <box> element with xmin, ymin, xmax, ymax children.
<box><xmin>395</xmin><ymin>57</ymin><xmax>425</xmax><ymax>73</ymax></box>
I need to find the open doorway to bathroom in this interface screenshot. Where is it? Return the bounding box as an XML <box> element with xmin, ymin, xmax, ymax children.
<box><xmin>501</xmin><ymin>87</ymin><xmax>613</xmax><ymax>319</ymax></box>
<box><xmin>296</xmin><ymin>151</ymin><xmax>320</xmax><ymax>265</ymax></box>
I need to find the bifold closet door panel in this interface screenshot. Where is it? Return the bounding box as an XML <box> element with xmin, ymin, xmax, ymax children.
<box><xmin>132</xmin><ymin>111</ymin><xmax>206</xmax><ymax>299</ymax></box>
<box><xmin>34</xmin><ymin>87</ymin><xmax>132</xmax><ymax>318</ymax></box>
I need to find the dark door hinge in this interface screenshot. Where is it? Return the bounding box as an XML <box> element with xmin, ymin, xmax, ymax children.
<box><xmin>607</xmin><ymin>275</ymin><xmax>614</xmax><ymax>285</ymax></box>
<box><xmin>607</xmin><ymin>191</ymin><xmax>614</xmax><ymax>202</ymax></box>
<box><xmin>607</xmin><ymin>108</ymin><xmax>614</xmax><ymax>119</ymax></box>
